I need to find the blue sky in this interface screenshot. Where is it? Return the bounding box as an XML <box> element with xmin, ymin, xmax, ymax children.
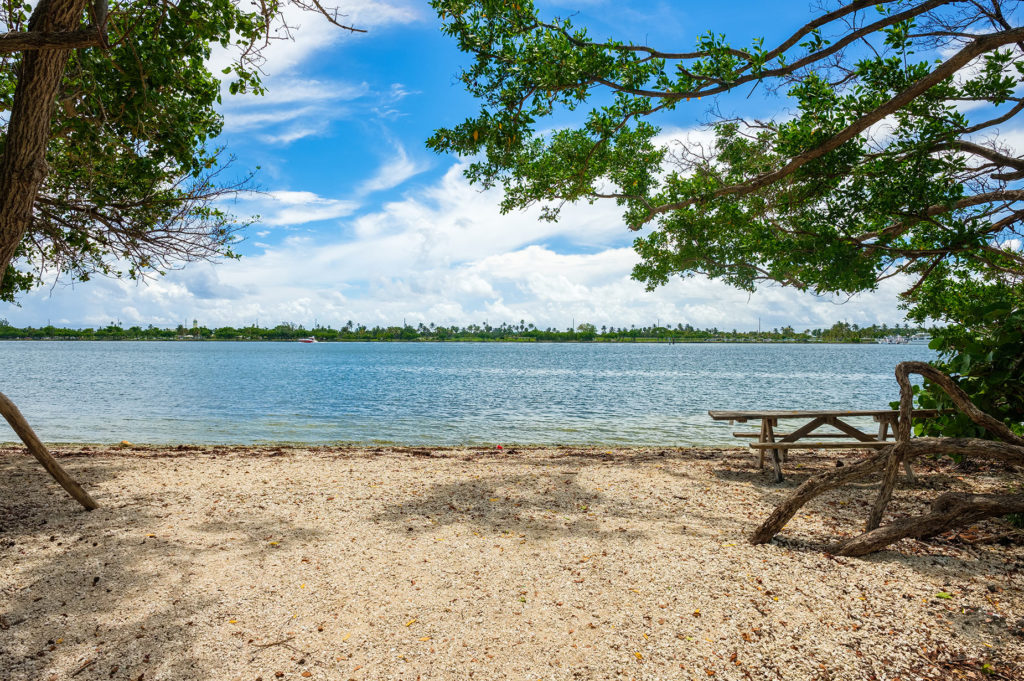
<box><xmin>2</xmin><ymin>1</ymin><xmax>924</xmax><ymax>331</ymax></box>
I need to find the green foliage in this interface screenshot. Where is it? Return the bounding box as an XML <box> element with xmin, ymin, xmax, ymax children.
<box><xmin>429</xmin><ymin>1</ymin><xmax>1024</xmax><ymax>324</ymax></box>
<box><xmin>0</xmin><ymin>0</ymin><xmax>276</xmax><ymax>302</ymax></box>
<box><xmin>912</xmin><ymin>303</ymin><xmax>1024</xmax><ymax>439</ymax></box>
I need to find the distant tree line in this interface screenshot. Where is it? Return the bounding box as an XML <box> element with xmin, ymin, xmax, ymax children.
<box><xmin>0</xmin><ymin>318</ymin><xmax>931</xmax><ymax>343</ymax></box>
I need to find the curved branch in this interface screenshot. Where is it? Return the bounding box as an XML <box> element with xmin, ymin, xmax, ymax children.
<box><xmin>642</xmin><ymin>26</ymin><xmax>1024</xmax><ymax>222</ymax></box>
<box><xmin>539</xmin><ymin>1</ymin><xmax>956</xmax><ymax>101</ymax></box>
<box><xmin>897</xmin><ymin>361</ymin><xmax>1024</xmax><ymax>447</ymax></box>
<box><xmin>835</xmin><ymin>493</ymin><xmax>1024</xmax><ymax>556</ymax></box>
<box><xmin>941</xmin><ymin>140</ymin><xmax>1024</xmax><ymax>171</ymax></box>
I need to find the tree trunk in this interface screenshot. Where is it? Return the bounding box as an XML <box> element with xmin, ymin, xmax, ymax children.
<box><xmin>0</xmin><ymin>390</ymin><xmax>98</xmax><ymax>510</ymax></box>
<box><xmin>0</xmin><ymin>0</ymin><xmax>90</xmax><ymax>291</ymax></box>
<box><xmin>833</xmin><ymin>493</ymin><xmax>1024</xmax><ymax>557</ymax></box>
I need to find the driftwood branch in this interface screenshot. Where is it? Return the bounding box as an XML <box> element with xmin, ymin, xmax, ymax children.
<box><xmin>834</xmin><ymin>493</ymin><xmax>1024</xmax><ymax>556</ymax></box>
<box><xmin>749</xmin><ymin>360</ymin><xmax>1024</xmax><ymax>552</ymax></box>
<box><xmin>749</xmin><ymin>437</ymin><xmax>1024</xmax><ymax>545</ymax></box>
<box><xmin>0</xmin><ymin>390</ymin><xmax>98</xmax><ymax>510</ymax></box>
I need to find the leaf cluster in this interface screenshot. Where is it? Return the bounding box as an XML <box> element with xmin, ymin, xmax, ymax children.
<box><xmin>911</xmin><ymin>303</ymin><xmax>1024</xmax><ymax>439</ymax></box>
<box><xmin>0</xmin><ymin>0</ymin><xmax>366</xmax><ymax>302</ymax></box>
<box><xmin>429</xmin><ymin>1</ymin><xmax>1024</xmax><ymax>323</ymax></box>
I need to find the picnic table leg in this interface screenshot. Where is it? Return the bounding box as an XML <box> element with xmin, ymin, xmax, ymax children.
<box><xmin>764</xmin><ymin>418</ymin><xmax>784</xmax><ymax>483</ymax></box>
<box><xmin>757</xmin><ymin>419</ymin><xmax>767</xmax><ymax>470</ymax></box>
<box><xmin>777</xmin><ymin>419</ymin><xmax>788</xmax><ymax>462</ymax></box>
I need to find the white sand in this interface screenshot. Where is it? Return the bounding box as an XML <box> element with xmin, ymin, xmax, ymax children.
<box><xmin>2</xmin><ymin>444</ymin><xmax>1022</xmax><ymax>680</ymax></box>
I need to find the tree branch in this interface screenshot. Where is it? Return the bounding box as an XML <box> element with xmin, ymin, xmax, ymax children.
<box><xmin>641</xmin><ymin>26</ymin><xmax>1024</xmax><ymax>223</ymax></box>
<box><xmin>0</xmin><ymin>28</ymin><xmax>104</xmax><ymax>53</ymax></box>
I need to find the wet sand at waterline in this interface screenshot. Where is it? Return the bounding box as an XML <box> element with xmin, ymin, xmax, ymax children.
<box><xmin>2</xmin><ymin>445</ymin><xmax>1022</xmax><ymax>680</ymax></box>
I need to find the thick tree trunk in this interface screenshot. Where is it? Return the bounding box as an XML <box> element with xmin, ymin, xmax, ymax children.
<box><xmin>0</xmin><ymin>390</ymin><xmax>98</xmax><ymax>510</ymax></box>
<box><xmin>0</xmin><ymin>0</ymin><xmax>91</xmax><ymax>291</ymax></box>
<box><xmin>833</xmin><ymin>493</ymin><xmax>1024</xmax><ymax>557</ymax></box>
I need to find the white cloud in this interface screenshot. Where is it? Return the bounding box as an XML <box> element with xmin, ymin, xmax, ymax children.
<box><xmin>211</xmin><ymin>2</ymin><xmax>420</xmax><ymax>144</ymax></box>
<box><xmin>356</xmin><ymin>141</ymin><xmax>430</xmax><ymax>195</ymax></box>
<box><xmin>230</xmin><ymin>191</ymin><xmax>360</xmax><ymax>227</ymax></box>
<box><xmin>3</xmin><ymin>162</ymin><xmax>914</xmax><ymax>331</ymax></box>
<box><xmin>219</xmin><ymin>82</ymin><xmax>364</xmax><ymax>146</ymax></box>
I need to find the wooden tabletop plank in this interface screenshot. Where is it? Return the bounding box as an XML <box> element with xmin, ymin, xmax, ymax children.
<box><xmin>708</xmin><ymin>409</ymin><xmax>946</xmax><ymax>420</ymax></box>
<box><xmin>732</xmin><ymin>431</ymin><xmax>866</xmax><ymax>438</ymax></box>
<box><xmin>748</xmin><ymin>441</ymin><xmax>893</xmax><ymax>449</ymax></box>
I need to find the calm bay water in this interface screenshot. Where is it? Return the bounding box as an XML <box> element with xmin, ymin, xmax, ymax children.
<box><xmin>0</xmin><ymin>341</ymin><xmax>936</xmax><ymax>445</ymax></box>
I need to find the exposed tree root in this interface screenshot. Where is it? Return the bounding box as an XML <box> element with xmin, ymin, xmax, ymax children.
<box><xmin>833</xmin><ymin>493</ymin><xmax>1024</xmax><ymax>557</ymax></box>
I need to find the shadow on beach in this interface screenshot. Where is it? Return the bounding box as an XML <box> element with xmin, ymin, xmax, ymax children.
<box><xmin>2</xmin><ymin>445</ymin><xmax>1022</xmax><ymax>681</ymax></box>
<box><xmin>0</xmin><ymin>448</ymin><xmax>322</xmax><ymax>681</ymax></box>
<box><xmin>370</xmin><ymin>447</ymin><xmax>746</xmax><ymax>543</ymax></box>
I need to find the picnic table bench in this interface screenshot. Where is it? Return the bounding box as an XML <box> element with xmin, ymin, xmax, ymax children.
<box><xmin>708</xmin><ymin>409</ymin><xmax>946</xmax><ymax>482</ymax></box>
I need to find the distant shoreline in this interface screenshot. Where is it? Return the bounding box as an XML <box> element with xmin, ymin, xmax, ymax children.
<box><xmin>0</xmin><ymin>337</ymin><xmax>928</xmax><ymax>345</ymax></box>
<box><xmin>0</xmin><ymin>321</ymin><xmax>932</xmax><ymax>344</ymax></box>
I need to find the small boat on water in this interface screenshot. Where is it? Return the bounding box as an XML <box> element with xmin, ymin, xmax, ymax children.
<box><xmin>299</xmin><ymin>336</ymin><xmax>318</xmax><ymax>343</ymax></box>
<box><xmin>877</xmin><ymin>335</ymin><xmax>908</xmax><ymax>344</ymax></box>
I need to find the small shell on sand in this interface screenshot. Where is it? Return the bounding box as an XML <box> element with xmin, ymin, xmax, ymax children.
<box><xmin>1</xmin><ymin>445</ymin><xmax>1022</xmax><ymax>680</ymax></box>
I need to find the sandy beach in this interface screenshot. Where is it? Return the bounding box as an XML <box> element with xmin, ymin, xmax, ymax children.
<box><xmin>2</xmin><ymin>444</ymin><xmax>1022</xmax><ymax>680</ymax></box>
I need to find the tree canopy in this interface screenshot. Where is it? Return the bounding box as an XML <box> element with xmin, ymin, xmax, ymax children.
<box><xmin>427</xmin><ymin>0</ymin><xmax>1024</xmax><ymax>324</ymax></box>
<box><xmin>0</xmin><ymin>0</ymin><xmax>360</xmax><ymax>302</ymax></box>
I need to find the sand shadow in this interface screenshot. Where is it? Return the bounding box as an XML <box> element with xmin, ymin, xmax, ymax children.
<box><xmin>370</xmin><ymin>449</ymin><xmax>750</xmax><ymax>543</ymax></box>
<box><xmin>0</xmin><ymin>449</ymin><xmax>323</xmax><ymax>681</ymax></box>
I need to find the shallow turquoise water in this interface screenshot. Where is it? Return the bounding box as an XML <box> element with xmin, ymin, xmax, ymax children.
<box><xmin>0</xmin><ymin>341</ymin><xmax>936</xmax><ymax>445</ymax></box>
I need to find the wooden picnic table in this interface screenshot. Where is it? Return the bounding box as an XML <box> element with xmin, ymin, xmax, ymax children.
<box><xmin>708</xmin><ymin>409</ymin><xmax>946</xmax><ymax>482</ymax></box>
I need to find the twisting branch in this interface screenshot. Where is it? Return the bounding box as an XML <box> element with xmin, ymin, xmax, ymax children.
<box><xmin>290</xmin><ymin>0</ymin><xmax>365</xmax><ymax>33</ymax></box>
<box><xmin>750</xmin><ymin>361</ymin><xmax>1024</xmax><ymax>550</ymax></box>
<box><xmin>642</xmin><ymin>26</ymin><xmax>1024</xmax><ymax>223</ymax></box>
